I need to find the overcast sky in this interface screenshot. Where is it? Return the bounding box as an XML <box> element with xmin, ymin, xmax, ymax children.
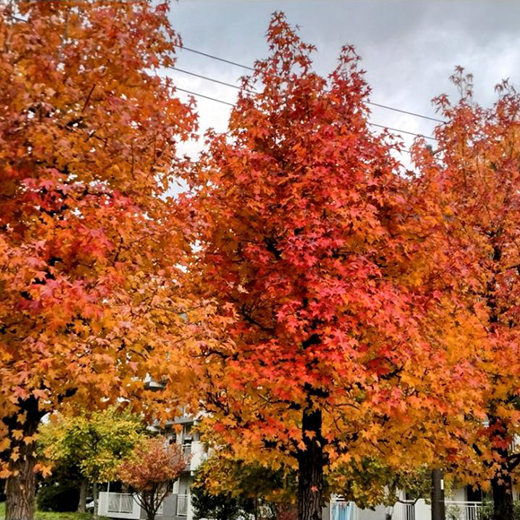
<box><xmin>167</xmin><ymin>0</ymin><xmax>520</xmax><ymax>158</ymax></box>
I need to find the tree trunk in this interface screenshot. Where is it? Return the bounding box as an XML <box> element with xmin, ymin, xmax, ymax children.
<box><xmin>297</xmin><ymin>405</ymin><xmax>324</xmax><ymax>520</ymax></box>
<box><xmin>77</xmin><ymin>478</ymin><xmax>88</xmax><ymax>513</ymax></box>
<box><xmin>492</xmin><ymin>471</ymin><xmax>513</xmax><ymax>520</ymax></box>
<box><xmin>431</xmin><ymin>469</ymin><xmax>446</xmax><ymax>520</ymax></box>
<box><xmin>5</xmin><ymin>455</ymin><xmax>37</xmax><ymax>520</ymax></box>
<box><xmin>487</xmin><ymin>416</ymin><xmax>514</xmax><ymax>520</ymax></box>
<box><xmin>93</xmin><ymin>482</ymin><xmax>99</xmax><ymax>520</ymax></box>
<box><xmin>5</xmin><ymin>398</ymin><xmax>42</xmax><ymax>520</ymax></box>
<box><xmin>144</xmin><ymin>491</ymin><xmax>156</xmax><ymax>520</ymax></box>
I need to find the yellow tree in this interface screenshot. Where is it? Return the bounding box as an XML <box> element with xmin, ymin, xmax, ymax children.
<box><xmin>39</xmin><ymin>408</ymin><xmax>146</xmax><ymax>514</ymax></box>
<box><xmin>0</xmin><ymin>1</ymin><xmax>196</xmax><ymax>518</ymax></box>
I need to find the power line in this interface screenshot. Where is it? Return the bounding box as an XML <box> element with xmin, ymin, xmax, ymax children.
<box><xmin>173</xmin><ymin>67</ymin><xmax>254</xmax><ymax>94</ymax></box>
<box><xmin>175</xmin><ymin>87</ymin><xmax>438</xmax><ymax>142</ymax></box>
<box><xmin>175</xmin><ymin>45</ymin><xmax>255</xmax><ymax>72</ymax></box>
<box><xmin>175</xmin><ymin>46</ymin><xmax>446</xmax><ymax>124</ymax></box>
<box><xmin>172</xmin><ymin>67</ymin><xmax>444</xmax><ymax>127</ymax></box>
<box><xmin>176</xmin><ymin>87</ymin><xmax>236</xmax><ymax>107</ymax></box>
<box><xmin>369</xmin><ymin>123</ymin><xmax>436</xmax><ymax>141</ymax></box>
<box><xmin>366</xmin><ymin>102</ymin><xmax>444</xmax><ymax>124</ymax></box>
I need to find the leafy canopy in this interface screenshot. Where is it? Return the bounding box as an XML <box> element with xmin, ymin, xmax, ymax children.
<box><xmin>39</xmin><ymin>407</ymin><xmax>146</xmax><ymax>483</ymax></box>
<box><xmin>0</xmin><ymin>0</ymin><xmax>196</xmax><ymax>477</ymax></box>
<box><xmin>185</xmin><ymin>13</ymin><xmax>481</xmax><ymax>513</ymax></box>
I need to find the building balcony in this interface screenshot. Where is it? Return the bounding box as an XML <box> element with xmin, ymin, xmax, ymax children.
<box><xmin>329</xmin><ymin>498</ymin><xmax>483</xmax><ymax>520</ymax></box>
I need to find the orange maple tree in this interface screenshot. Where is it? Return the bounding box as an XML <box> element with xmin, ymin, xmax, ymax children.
<box><xmin>413</xmin><ymin>70</ymin><xmax>520</xmax><ymax>520</ymax></box>
<box><xmin>186</xmin><ymin>14</ymin><xmax>481</xmax><ymax>520</ymax></box>
<box><xmin>0</xmin><ymin>2</ymin><xmax>195</xmax><ymax>518</ymax></box>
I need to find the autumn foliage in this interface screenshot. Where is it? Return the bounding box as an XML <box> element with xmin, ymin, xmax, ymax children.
<box><xmin>4</xmin><ymin>1</ymin><xmax>520</xmax><ymax>519</ymax></box>
<box><xmin>185</xmin><ymin>13</ymin><xmax>481</xmax><ymax>520</ymax></box>
<box><xmin>0</xmin><ymin>1</ymin><xmax>195</xmax><ymax>518</ymax></box>
<box><xmin>413</xmin><ymin>70</ymin><xmax>520</xmax><ymax>520</ymax></box>
<box><xmin>119</xmin><ymin>437</ymin><xmax>188</xmax><ymax>520</ymax></box>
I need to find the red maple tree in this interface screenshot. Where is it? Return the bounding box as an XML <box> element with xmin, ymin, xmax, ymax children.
<box><xmin>119</xmin><ymin>437</ymin><xmax>188</xmax><ymax>520</ymax></box>
<box><xmin>186</xmin><ymin>14</ymin><xmax>480</xmax><ymax>520</ymax></box>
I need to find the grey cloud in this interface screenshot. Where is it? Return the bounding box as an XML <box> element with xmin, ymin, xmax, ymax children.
<box><xmin>169</xmin><ymin>0</ymin><xmax>520</xmax><ymax>155</ymax></box>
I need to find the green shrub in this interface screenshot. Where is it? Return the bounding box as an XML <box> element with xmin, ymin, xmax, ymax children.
<box><xmin>475</xmin><ymin>500</ymin><xmax>520</xmax><ymax>520</ymax></box>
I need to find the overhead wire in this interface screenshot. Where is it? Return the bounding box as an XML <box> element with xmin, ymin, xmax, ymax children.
<box><xmin>173</xmin><ymin>67</ymin><xmax>254</xmax><ymax>93</ymax></box>
<box><xmin>176</xmin><ymin>87</ymin><xmax>236</xmax><ymax>107</ymax></box>
<box><xmin>7</xmin><ymin>15</ymin><xmax>444</xmax><ymax>125</ymax></box>
<box><xmin>175</xmin><ymin>45</ymin><xmax>255</xmax><ymax>71</ymax></box>
<box><xmin>175</xmin><ymin>87</ymin><xmax>438</xmax><ymax>143</ymax></box>
<box><xmin>174</xmin><ymin>45</ymin><xmax>446</xmax><ymax>124</ymax></box>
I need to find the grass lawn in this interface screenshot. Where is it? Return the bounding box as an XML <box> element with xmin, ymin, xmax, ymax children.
<box><xmin>0</xmin><ymin>503</ymin><xmax>105</xmax><ymax>520</ymax></box>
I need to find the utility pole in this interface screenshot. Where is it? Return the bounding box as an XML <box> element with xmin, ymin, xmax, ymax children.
<box><xmin>431</xmin><ymin>469</ymin><xmax>446</xmax><ymax>520</ymax></box>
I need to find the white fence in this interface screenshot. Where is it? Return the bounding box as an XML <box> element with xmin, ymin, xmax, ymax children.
<box><xmin>108</xmin><ymin>493</ymin><xmax>134</xmax><ymax>514</ymax></box>
<box><xmin>330</xmin><ymin>499</ymin><xmax>482</xmax><ymax>520</ymax></box>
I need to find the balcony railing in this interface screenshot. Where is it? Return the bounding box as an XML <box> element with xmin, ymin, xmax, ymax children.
<box><xmin>445</xmin><ymin>501</ymin><xmax>482</xmax><ymax>520</ymax></box>
<box><xmin>330</xmin><ymin>499</ymin><xmax>482</xmax><ymax>520</ymax></box>
<box><xmin>108</xmin><ymin>493</ymin><xmax>135</xmax><ymax>514</ymax></box>
<box><xmin>177</xmin><ymin>494</ymin><xmax>189</xmax><ymax>516</ymax></box>
<box><xmin>393</xmin><ymin>502</ymin><xmax>416</xmax><ymax>520</ymax></box>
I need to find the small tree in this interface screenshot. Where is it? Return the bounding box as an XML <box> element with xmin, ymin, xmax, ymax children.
<box><xmin>39</xmin><ymin>407</ymin><xmax>146</xmax><ymax>516</ymax></box>
<box><xmin>119</xmin><ymin>437</ymin><xmax>187</xmax><ymax>520</ymax></box>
